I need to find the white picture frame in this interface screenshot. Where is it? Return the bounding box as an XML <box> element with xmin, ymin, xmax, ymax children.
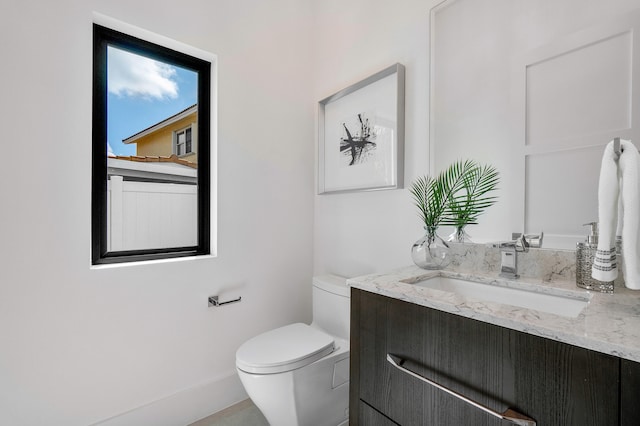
<box><xmin>318</xmin><ymin>63</ymin><xmax>405</xmax><ymax>194</ymax></box>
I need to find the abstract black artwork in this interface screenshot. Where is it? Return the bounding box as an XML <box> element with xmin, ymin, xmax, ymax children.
<box><xmin>341</xmin><ymin>113</ymin><xmax>377</xmax><ymax>166</ymax></box>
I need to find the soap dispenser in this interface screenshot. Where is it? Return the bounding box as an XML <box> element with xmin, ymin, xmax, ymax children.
<box><xmin>576</xmin><ymin>222</ymin><xmax>614</xmax><ymax>293</ymax></box>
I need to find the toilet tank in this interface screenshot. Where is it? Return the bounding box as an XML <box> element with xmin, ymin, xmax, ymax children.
<box><xmin>311</xmin><ymin>275</ymin><xmax>350</xmax><ymax>341</ymax></box>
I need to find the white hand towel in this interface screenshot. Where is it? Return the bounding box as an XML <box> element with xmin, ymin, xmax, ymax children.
<box><xmin>592</xmin><ymin>142</ymin><xmax>621</xmax><ymax>282</ymax></box>
<box><xmin>619</xmin><ymin>140</ymin><xmax>640</xmax><ymax>289</ymax></box>
<box><xmin>592</xmin><ymin>139</ymin><xmax>640</xmax><ymax>289</ymax></box>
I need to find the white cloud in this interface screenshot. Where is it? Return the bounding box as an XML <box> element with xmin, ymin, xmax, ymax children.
<box><xmin>107</xmin><ymin>141</ymin><xmax>116</xmax><ymax>157</ymax></box>
<box><xmin>108</xmin><ymin>46</ymin><xmax>178</xmax><ymax>100</ymax></box>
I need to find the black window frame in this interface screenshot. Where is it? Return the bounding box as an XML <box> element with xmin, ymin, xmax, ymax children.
<box><xmin>92</xmin><ymin>24</ymin><xmax>211</xmax><ymax>265</ymax></box>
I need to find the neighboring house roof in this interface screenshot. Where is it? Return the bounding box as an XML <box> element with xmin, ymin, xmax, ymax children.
<box><xmin>122</xmin><ymin>104</ymin><xmax>197</xmax><ymax>144</ymax></box>
<box><xmin>110</xmin><ymin>154</ymin><xmax>197</xmax><ymax>169</ymax></box>
<box><xmin>107</xmin><ymin>155</ymin><xmax>197</xmax><ymax>185</ymax></box>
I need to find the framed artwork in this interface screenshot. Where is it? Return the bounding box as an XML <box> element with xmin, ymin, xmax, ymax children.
<box><xmin>318</xmin><ymin>63</ymin><xmax>405</xmax><ymax>194</ymax></box>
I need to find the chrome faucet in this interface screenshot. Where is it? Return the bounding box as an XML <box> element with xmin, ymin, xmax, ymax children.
<box><xmin>492</xmin><ymin>232</ymin><xmax>543</xmax><ymax>279</ymax></box>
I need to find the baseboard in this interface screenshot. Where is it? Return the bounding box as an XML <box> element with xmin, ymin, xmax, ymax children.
<box><xmin>90</xmin><ymin>371</ymin><xmax>248</xmax><ymax>426</ymax></box>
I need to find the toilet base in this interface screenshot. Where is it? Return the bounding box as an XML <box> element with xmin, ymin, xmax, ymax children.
<box><xmin>237</xmin><ymin>340</ymin><xmax>349</xmax><ymax>426</ymax></box>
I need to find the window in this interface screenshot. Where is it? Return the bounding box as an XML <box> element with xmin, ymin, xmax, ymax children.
<box><xmin>92</xmin><ymin>22</ymin><xmax>213</xmax><ymax>265</ymax></box>
<box><xmin>176</xmin><ymin>126</ymin><xmax>193</xmax><ymax>156</ymax></box>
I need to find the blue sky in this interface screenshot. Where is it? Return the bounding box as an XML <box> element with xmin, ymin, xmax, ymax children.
<box><xmin>107</xmin><ymin>46</ymin><xmax>198</xmax><ymax>156</ymax></box>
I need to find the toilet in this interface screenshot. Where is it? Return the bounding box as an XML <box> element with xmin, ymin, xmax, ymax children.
<box><xmin>236</xmin><ymin>275</ymin><xmax>350</xmax><ymax>426</ymax></box>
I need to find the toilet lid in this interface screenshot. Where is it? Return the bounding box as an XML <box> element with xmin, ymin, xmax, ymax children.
<box><xmin>236</xmin><ymin>323</ymin><xmax>335</xmax><ymax>374</ymax></box>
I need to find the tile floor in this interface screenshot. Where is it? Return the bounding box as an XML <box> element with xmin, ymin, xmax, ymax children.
<box><xmin>189</xmin><ymin>399</ymin><xmax>269</xmax><ymax>426</ymax></box>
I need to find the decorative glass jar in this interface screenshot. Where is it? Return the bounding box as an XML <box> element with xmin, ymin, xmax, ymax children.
<box><xmin>411</xmin><ymin>227</ymin><xmax>451</xmax><ymax>270</ymax></box>
<box><xmin>447</xmin><ymin>225</ymin><xmax>473</xmax><ymax>244</ymax></box>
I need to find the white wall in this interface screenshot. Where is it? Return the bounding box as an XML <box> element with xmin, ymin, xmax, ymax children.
<box><xmin>311</xmin><ymin>0</ymin><xmax>439</xmax><ymax>278</ymax></box>
<box><xmin>431</xmin><ymin>0</ymin><xmax>640</xmax><ymax>248</ymax></box>
<box><xmin>0</xmin><ymin>0</ymin><xmax>314</xmax><ymax>425</ymax></box>
<box><xmin>311</xmin><ymin>0</ymin><xmax>640</xmax><ymax>276</ymax></box>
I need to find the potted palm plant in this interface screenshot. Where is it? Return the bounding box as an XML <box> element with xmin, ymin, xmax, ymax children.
<box><xmin>409</xmin><ymin>160</ymin><xmax>499</xmax><ymax>269</ymax></box>
<box><xmin>409</xmin><ymin>160</ymin><xmax>475</xmax><ymax>269</ymax></box>
<box><xmin>443</xmin><ymin>162</ymin><xmax>500</xmax><ymax>243</ymax></box>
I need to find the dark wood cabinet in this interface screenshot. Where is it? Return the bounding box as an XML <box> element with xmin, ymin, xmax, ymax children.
<box><xmin>350</xmin><ymin>288</ymin><xmax>625</xmax><ymax>426</ymax></box>
<box><xmin>358</xmin><ymin>400</ymin><xmax>399</xmax><ymax>426</ymax></box>
<box><xmin>621</xmin><ymin>359</ymin><xmax>640</xmax><ymax>426</ymax></box>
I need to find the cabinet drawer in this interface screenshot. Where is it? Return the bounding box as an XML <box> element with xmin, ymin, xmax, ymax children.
<box><xmin>351</xmin><ymin>289</ymin><xmax>619</xmax><ymax>426</ymax></box>
<box><xmin>358</xmin><ymin>290</ymin><xmax>510</xmax><ymax>425</ymax></box>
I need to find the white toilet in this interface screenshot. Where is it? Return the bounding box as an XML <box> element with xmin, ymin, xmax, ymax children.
<box><xmin>236</xmin><ymin>275</ymin><xmax>350</xmax><ymax>426</ymax></box>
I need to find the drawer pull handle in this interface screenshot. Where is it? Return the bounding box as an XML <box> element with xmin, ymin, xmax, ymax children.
<box><xmin>386</xmin><ymin>354</ymin><xmax>536</xmax><ymax>426</ymax></box>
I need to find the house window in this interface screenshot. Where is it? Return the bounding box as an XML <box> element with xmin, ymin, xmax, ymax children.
<box><xmin>92</xmin><ymin>21</ymin><xmax>214</xmax><ymax>265</ymax></box>
<box><xmin>176</xmin><ymin>126</ymin><xmax>193</xmax><ymax>156</ymax></box>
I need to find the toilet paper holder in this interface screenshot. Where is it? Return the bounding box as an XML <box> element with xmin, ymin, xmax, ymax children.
<box><xmin>208</xmin><ymin>295</ymin><xmax>242</xmax><ymax>307</ymax></box>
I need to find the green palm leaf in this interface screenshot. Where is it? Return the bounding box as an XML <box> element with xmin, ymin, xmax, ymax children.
<box><xmin>410</xmin><ymin>160</ymin><xmax>477</xmax><ymax>229</ymax></box>
<box><xmin>442</xmin><ymin>162</ymin><xmax>500</xmax><ymax>227</ymax></box>
<box><xmin>411</xmin><ymin>160</ymin><xmax>499</xmax><ymax>231</ymax></box>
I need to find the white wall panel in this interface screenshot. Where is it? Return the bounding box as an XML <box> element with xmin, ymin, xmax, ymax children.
<box><xmin>515</xmin><ymin>11</ymin><xmax>640</xmax><ymax>247</ymax></box>
<box><xmin>525</xmin><ymin>146</ymin><xmax>603</xmax><ymax>237</ymax></box>
<box><xmin>526</xmin><ymin>31</ymin><xmax>632</xmax><ymax>148</ymax></box>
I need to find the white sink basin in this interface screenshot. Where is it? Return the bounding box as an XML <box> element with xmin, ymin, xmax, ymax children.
<box><xmin>411</xmin><ymin>276</ymin><xmax>591</xmax><ymax>318</ymax></box>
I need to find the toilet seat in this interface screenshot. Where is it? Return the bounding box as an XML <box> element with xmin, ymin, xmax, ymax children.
<box><xmin>236</xmin><ymin>323</ymin><xmax>335</xmax><ymax>374</ymax></box>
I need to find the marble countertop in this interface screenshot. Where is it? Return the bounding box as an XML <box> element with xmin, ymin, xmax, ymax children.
<box><xmin>348</xmin><ymin>265</ymin><xmax>640</xmax><ymax>362</ymax></box>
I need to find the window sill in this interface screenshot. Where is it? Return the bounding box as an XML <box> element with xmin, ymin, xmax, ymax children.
<box><xmin>90</xmin><ymin>253</ymin><xmax>217</xmax><ymax>270</ymax></box>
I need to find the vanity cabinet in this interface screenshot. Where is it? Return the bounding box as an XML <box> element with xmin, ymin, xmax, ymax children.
<box><xmin>350</xmin><ymin>288</ymin><xmax>629</xmax><ymax>426</ymax></box>
<box><xmin>621</xmin><ymin>359</ymin><xmax>640</xmax><ymax>426</ymax></box>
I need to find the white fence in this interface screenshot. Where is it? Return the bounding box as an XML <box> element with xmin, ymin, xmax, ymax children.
<box><xmin>107</xmin><ymin>176</ymin><xmax>197</xmax><ymax>251</ymax></box>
